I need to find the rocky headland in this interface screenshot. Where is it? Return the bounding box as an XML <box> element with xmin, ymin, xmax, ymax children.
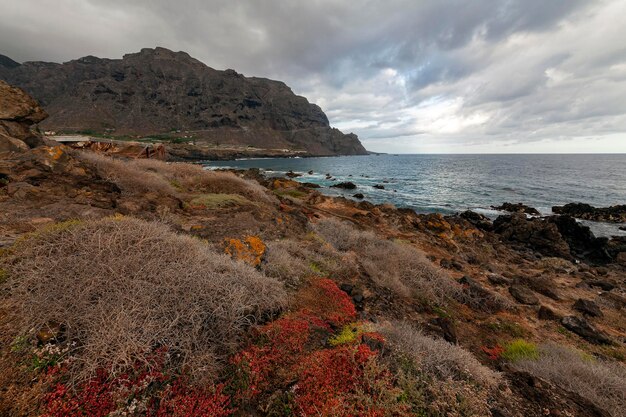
<box><xmin>1</xmin><ymin>82</ymin><xmax>625</xmax><ymax>417</ymax></box>
<box><xmin>0</xmin><ymin>47</ymin><xmax>367</xmax><ymax>157</ymax></box>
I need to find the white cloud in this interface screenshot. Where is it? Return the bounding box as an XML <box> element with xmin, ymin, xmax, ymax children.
<box><xmin>1</xmin><ymin>0</ymin><xmax>625</xmax><ymax>152</ymax></box>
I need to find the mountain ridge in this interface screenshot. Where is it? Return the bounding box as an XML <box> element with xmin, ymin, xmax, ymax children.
<box><xmin>0</xmin><ymin>47</ymin><xmax>367</xmax><ymax>156</ymax></box>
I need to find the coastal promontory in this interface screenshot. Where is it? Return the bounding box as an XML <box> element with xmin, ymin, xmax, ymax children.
<box><xmin>0</xmin><ymin>47</ymin><xmax>367</xmax><ymax>157</ymax></box>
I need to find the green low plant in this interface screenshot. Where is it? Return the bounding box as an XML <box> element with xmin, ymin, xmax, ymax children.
<box><xmin>502</xmin><ymin>339</ymin><xmax>539</xmax><ymax>362</ymax></box>
<box><xmin>328</xmin><ymin>323</ymin><xmax>363</xmax><ymax>346</ymax></box>
<box><xmin>187</xmin><ymin>193</ymin><xmax>250</xmax><ymax>209</ymax></box>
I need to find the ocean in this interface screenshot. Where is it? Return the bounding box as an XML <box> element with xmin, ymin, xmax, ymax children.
<box><xmin>204</xmin><ymin>154</ymin><xmax>626</xmax><ymax>237</ymax></box>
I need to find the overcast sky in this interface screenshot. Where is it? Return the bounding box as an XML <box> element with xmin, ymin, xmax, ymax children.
<box><xmin>2</xmin><ymin>0</ymin><xmax>625</xmax><ymax>153</ymax></box>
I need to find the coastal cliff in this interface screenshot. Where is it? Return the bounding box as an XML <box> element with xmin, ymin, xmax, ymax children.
<box><xmin>0</xmin><ymin>47</ymin><xmax>367</xmax><ymax>156</ymax></box>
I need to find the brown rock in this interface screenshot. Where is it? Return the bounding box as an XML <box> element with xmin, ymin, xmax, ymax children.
<box><xmin>0</xmin><ymin>133</ymin><xmax>29</xmax><ymax>153</ymax></box>
<box><xmin>509</xmin><ymin>285</ymin><xmax>539</xmax><ymax>305</ymax></box>
<box><xmin>561</xmin><ymin>316</ymin><xmax>612</xmax><ymax>345</ymax></box>
<box><xmin>0</xmin><ymin>80</ymin><xmax>47</xmax><ymax>123</ymax></box>
<box><xmin>538</xmin><ymin>305</ymin><xmax>561</xmax><ymax>321</ymax></box>
<box><xmin>573</xmin><ymin>298</ymin><xmax>603</xmax><ymax>317</ymax></box>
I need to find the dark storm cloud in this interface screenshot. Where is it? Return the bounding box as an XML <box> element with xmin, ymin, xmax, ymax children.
<box><xmin>1</xmin><ymin>0</ymin><xmax>625</xmax><ymax>152</ymax></box>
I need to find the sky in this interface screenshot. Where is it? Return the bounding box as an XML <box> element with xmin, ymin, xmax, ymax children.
<box><xmin>1</xmin><ymin>0</ymin><xmax>626</xmax><ymax>153</ymax></box>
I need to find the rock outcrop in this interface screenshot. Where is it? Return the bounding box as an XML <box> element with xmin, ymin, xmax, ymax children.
<box><xmin>492</xmin><ymin>202</ymin><xmax>540</xmax><ymax>215</ymax></box>
<box><xmin>0</xmin><ymin>80</ymin><xmax>48</xmax><ymax>153</ymax></box>
<box><xmin>493</xmin><ymin>213</ymin><xmax>571</xmax><ymax>259</ymax></box>
<box><xmin>552</xmin><ymin>203</ymin><xmax>626</xmax><ymax>223</ymax></box>
<box><xmin>0</xmin><ymin>47</ymin><xmax>367</xmax><ymax>156</ymax></box>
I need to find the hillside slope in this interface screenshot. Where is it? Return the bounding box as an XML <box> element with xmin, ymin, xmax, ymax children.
<box><xmin>0</xmin><ymin>48</ymin><xmax>367</xmax><ymax>156</ymax></box>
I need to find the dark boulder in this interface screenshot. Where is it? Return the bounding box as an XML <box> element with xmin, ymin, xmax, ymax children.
<box><xmin>331</xmin><ymin>181</ymin><xmax>357</xmax><ymax>190</ymax></box>
<box><xmin>373</xmin><ymin>184</ymin><xmax>385</xmax><ymax>189</ymax></box>
<box><xmin>537</xmin><ymin>305</ymin><xmax>561</xmax><ymax>321</ymax></box>
<box><xmin>285</xmin><ymin>171</ymin><xmax>301</xmax><ymax>178</ymax></box>
<box><xmin>547</xmin><ymin>215</ymin><xmax>611</xmax><ymax>263</ymax></box>
<box><xmin>493</xmin><ymin>213</ymin><xmax>571</xmax><ymax>259</ymax></box>
<box><xmin>505</xmin><ymin>370</ymin><xmax>611</xmax><ymax>417</ymax></box>
<box><xmin>509</xmin><ymin>285</ymin><xmax>539</xmax><ymax>305</ymax></box>
<box><xmin>552</xmin><ymin>203</ymin><xmax>626</xmax><ymax>223</ymax></box>
<box><xmin>561</xmin><ymin>316</ymin><xmax>612</xmax><ymax>345</ymax></box>
<box><xmin>459</xmin><ymin>210</ymin><xmax>493</xmax><ymax>231</ymax></box>
<box><xmin>573</xmin><ymin>298</ymin><xmax>603</xmax><ymax>318</ymax></box>
<box><xmin>352</xmin><ymin>193</ymin><xmax>364</xmax><ymax>199</ymax></box>
<box><xmin>492</xmin><ymin>202</ymin><xmax>540</xmax><ymax>215</ymax></box>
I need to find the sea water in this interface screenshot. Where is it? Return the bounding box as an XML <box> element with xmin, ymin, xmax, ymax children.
<box><xmin>204</xmin><ymin>154</ymin><xmax>626</xmax><ymax>237</ymax></box>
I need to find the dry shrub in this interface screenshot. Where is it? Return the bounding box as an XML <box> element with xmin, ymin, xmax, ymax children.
<box><xmin>514</xmin><ymin>344</ymin><xmax>626</xmax><ymax>417</ymax></box>
<box><xmin>77</xmin><ymin>151</ymin><xmax>177</xmax><ymax>197</ymax></box>
<box><xmin>76</xmin><ymin>152</ymin><xmax>274</xmax><ymax>203</ymax></box>
<box><xmin>262</xmin><ymin>240</ymin><xmax>314</xmax><ymax>289</ymax></box>
<box><xmin>261</xmin><ymin>237</ymin><xmax>358</xmax><ymax>289</ymax></box>
<box><xmin>379</xmin><ymin>321</ymin><xmax>502</xmax><ymax>417</ymax></box>
<box><xmin>133</xmin><ymin>158</ymin><xmax>274</xmax><ymax>203</ymax></box>
<box><xmin>313</xmin><ymin>218</ymin><xmax>464</xmax><ymax>306</ymax></box>
<box><xmin>2</xmin><ymin>217</ymin><xmax>286</xmax><ymax>382</ymax></box>
<box><xmin>380</xmin><ymin>321</ymin><xmax>502</xmax><ymax>389</ymax></box>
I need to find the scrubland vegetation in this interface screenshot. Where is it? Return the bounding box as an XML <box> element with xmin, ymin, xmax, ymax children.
<box><xmin>3</xmin><ymin>217</ymin><xmax>286</xmax><ymax>382</ymax></box>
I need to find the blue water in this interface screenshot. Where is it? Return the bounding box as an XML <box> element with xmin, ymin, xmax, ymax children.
<box><xmin>204</xmin><ymin>154</ymin><xmax>626</xmax><ymax>237</ymax></box>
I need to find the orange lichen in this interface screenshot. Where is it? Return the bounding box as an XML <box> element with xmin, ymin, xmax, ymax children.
<box><xmin>223</xmin><ymin>236</ymin><xmax>266</xmax><ymax>267</ymax></box>
<box><xmin>270</xmin><ymin>178</ymin><xmax>300</xmax><ymax>189</ymax></box>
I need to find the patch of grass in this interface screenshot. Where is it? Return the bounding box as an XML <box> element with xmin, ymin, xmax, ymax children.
<box><xmin>0</xmin><ymin>268</ymin><xmax>7</xmax><ymax>284</ymax></box>
<box><xmin>187</xmin><ymin>193</ymin><xmax>251</xmax><ymax>209</ymax></box>
<box><xmin>501</xmin><ymin>339</ymin><xmax>539</xmax><ymax>362</ymax></box>
<box><xmin>485</xmin><ymin>319</ymin><xmax>527</xmax><ymax>338</ymax></box>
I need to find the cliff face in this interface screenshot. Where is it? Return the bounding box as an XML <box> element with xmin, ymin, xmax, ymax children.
<box><xmin>0</xmin><ymin>48</ymin><xmax>367</xmax><ymax>156</ymax></box>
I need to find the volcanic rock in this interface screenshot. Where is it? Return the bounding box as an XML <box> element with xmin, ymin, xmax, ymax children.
<box><xmin>493</xmin><ymin>213</ymin><xmax>571</xmax><ymax>259</ymax></box>
<box><xmin>459</xmin><ymin>210</ymin><xmax>493</xmax><ymax>231</ymax></box>
<box><xmin>537</xmin><ymin>305</ymin><xmax>561</xmax><ymax>321</ymax></box>
<box><xmin>573</xmin><ymin>298</ymin><xmax>603</xmax><ymax>318</ymax></box>
<box><xmin>492</xmin><ymin>202</ymin><xmax>540</xmax><ymax>215</ymax></box>
<box><xmin>547</xmin><ymin>215</ymin><xmax>611</xmax><ymax>263</ymax></box>
<box><xmin>331</xmin><ymin>181</ymin><xmax>357</xmax><ymax>190</ymax></box>
<box><xmin>561</xmin><ymin>316</ymin><xmax>612</xmax><ymax>345</ymax></box>
<box><xmin>508</xmin><ymin>285</ymin><xmax>539</xmax><ymax>305</ymax></box>
<box><xmin>552</xmin><ymin>203</ymin><xmax>626</xmax><ymax>223</ymax></box>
